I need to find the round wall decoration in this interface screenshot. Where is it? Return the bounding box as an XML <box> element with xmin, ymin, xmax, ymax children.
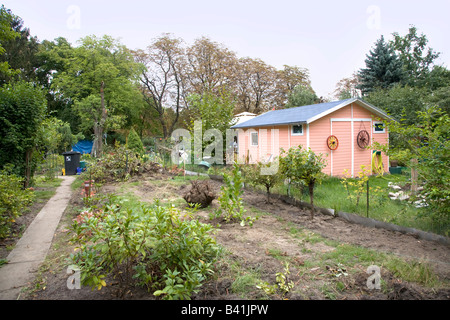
<box><xmin>357</xmin><ymin>130</ymin><xmax>370</xmax><ymax>149</ymax></box>
<box><xmin>327</xmin><ymin>135</ymin><xmax>339</xmax><ymax>150</ymax></box>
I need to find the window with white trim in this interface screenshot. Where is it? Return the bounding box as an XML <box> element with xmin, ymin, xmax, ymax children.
<box><xmin>291</xmin><ymin>124</ymin><xmax>303</xmax><ymax>136</ymax></box>
<box><xmin>251</xmin><ymin>132</ymin><xmax>258</xmax><ymax>146</ymax></box>
<box><xmin>373</xmin><ymin>121</ymin><xmax>385</xmax><ymax>133</ymax></box>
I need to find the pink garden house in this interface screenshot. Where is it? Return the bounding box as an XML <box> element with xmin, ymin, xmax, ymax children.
<box><xmin>231</xmin><ymin>98</ymin><xmax>392</xmax><ymax>177</ymax></box>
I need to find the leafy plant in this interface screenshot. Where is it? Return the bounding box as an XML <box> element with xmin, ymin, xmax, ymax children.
<box><xmin>0</xmin><ymin>167</ymin><xmax>35</xmax><ymax>238</ymax></box>
<box><xmin>85</xmin><ymin>142</ymin><xmax>161</xmax><ymax>185</ymax></box>
<box><xmin>256</xmin><ymin>262</ymin><xmax>294</xmax><ymax>298</ymax></box>
<box><xmin>126</xmin><ymin>128</ymin><xmax>145</xmax><ymax>156</ymax></box>
<box><xmin>0</xmin><ymin>81</ymin><xmax>47</xmax><ymax>186</ymax></box>
<box><xmin>244</xmin><ymin>161</ymin><xmax>281</xmax><ymax>204</ymax></box>
<box><xmin>279</xmin><ymin>146</ymin><xmax>327</xmax><ymax>218</ymax></box>
<box><xmin>373</xmin><ymin>107</ymin><xmax>450</xmax><ymax>231</ymax></box>
<box><xmin>69</xmin><ymin>195</ymin><xmax>222</xmax><ymax>299</ymax></box>
<box><xmin>213</xmin><ymin>163</ymin><xmax>257</xmax><ymax>226</ymax></box>
<box><xmin>341</xmin><ymin>166</ymin><xmax>381</xmax><ymax>205</ymax></box>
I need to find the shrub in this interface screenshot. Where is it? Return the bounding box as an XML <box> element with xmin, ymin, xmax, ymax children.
<box><xmin>85</xmin><ymin>143</ymin><xmax>161</xmax><ymax>184</ymax></box>
<box><xmin>0</xmin><ymin>167</ymin><xmax>35</xmax><ymax>238</ymax></box>
<box><xmin>279</xmin><ymin>146</ymin><xmax>327</xmax><ymax>218</ymax></box>
<box><xmin>70</xmin><ymin>196</ymin><xmax>222</xmax><ymax>299</ymax></box>
<box><xmin>341</xmin><ymin>165</ymin><xmax>383</xmax><ymax>207</ymax></box>
<box><xmin>243</xmin><ymin>161</ymin><xmax>281</xmax><ymax>204</ymax></box>
<box><xmin>126</xmin><ymin>128</ymin><xmax>145</xmax><ymax>156</ymax></box>
<box><xmin>213</xmin><ymin>163</ymin><xmax>257</xmax><ymax>226</ymax></box>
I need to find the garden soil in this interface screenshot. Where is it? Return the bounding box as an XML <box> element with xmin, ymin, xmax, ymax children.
<box><xmin>12</xmin><ymin>175</ymin><xmax>450</xmax><ymax>300</ymax></box>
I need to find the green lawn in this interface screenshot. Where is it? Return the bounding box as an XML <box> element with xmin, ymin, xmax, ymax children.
<box><xmin>250</xmin><ymin>171</ymin><xmax>445</xmax><ymax>236</ymax></box>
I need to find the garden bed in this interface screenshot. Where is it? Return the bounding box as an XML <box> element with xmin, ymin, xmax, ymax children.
<box><xmin>22</xmin><ymin>173</ymin><xmax>450</xmax><ymax>300</ymax></box>
<box><xmin>0</xmin><ymin>177</ymin><xmax>62</xmax><ymax>262</ymax></box>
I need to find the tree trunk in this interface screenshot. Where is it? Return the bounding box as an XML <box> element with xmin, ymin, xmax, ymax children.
<box><xmin>266</xmin><ymin>185</ymin><xmax>271</xmax><ymax>204</ymax></box>
<box><xmin>410</xmin><ymin>158</ymin><xmax>418</xmax><ymax>195</ymax></box>
<box><xmin>308</xmin><ymin>182</ymin><xmax>315</xmax><ymax>219</ymax></box>
<box><xmin>92</xmin><ymin>81</ymin><xmax>107</xmax><ymax>157</ymax></box>
<box><xmin>24</xmin><ymin>149</ymin><xmax>32</xmax><ymax>189</ymax></box>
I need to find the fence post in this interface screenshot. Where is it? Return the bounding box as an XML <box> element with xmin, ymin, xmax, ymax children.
<box><xmin>366</xmin><ymin>179</ymin><xmax>369</xmax><ymax>218</ymax></box>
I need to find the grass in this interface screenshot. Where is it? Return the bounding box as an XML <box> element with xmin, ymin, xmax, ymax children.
<box><xmin>250</xmin><ymin>171</ymin><xmax>445</xmax><ymax>235</ymax></box>
<box><xmin>33</xmin><ymin>176</ymin><xmax>63</xmax><ymax>202</ymax></box>
<box><xmin>256</xmin><ymin>209</ymin><xmax>445</xmax><ymax>294</ymax></box>
<box><xmin>228</xmin><ymin>259</ymin><xmax>269</xmax><ymax>299</ymax></box>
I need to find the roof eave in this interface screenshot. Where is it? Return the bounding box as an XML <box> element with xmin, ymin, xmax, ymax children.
<box><xmin>305</xmin><ymin>98</ymin><xmax>395</xmax><ymax>124</ymax></box>
<box><xmin>231</xmin><ymin>120</ymin><xmax>307</xmax><ymax>129</ymax></box>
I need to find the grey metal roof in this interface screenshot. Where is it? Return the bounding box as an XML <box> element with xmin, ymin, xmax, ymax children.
<box><xmin>231</xmin><ymin>98</ymin><xmax>391</xmax><ymax>129</ymax></box>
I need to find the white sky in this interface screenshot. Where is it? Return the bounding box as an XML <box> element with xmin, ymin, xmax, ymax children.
<box><xmin>3</xmin><ymin>0</ymin><xmax>450</xmax><ymax>99</ymax></box>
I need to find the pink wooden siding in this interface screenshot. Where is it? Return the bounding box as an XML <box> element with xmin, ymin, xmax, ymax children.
<box><xmin>236</xmin><ymin>102</ymin><xmax>389</xmax><ymax>177</ymax></box>
<box><xmin>330</xmin><ymin>121</ymin><xmax>352</xmax><ymax>176</ymax></box>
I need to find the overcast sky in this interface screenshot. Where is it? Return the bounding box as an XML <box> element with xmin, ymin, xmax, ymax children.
<box><xmin>3</xmin><ymin>0</ymin><xmax>450</xmax><ymax>99</ymax></box>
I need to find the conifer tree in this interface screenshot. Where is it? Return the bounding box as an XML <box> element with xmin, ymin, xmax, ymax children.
<box><xmin>357</xmin><ymin>36</ymin><xmax>404</xmax><ymax>95</ymax></box>
<box><xmin>126</xmin><ymin>128</ymin><xmax>145</xmax><ymax>156</ymax></box>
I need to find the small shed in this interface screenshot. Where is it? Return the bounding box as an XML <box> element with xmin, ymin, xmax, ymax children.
<box><xmin>233</xmin><ymin>112</ymin><xmax>257</xmax><ymax>126</ymax></box>
<box><xmin>230</xmin><ymin>98</ymin><xmax>392</xmax><ymax>177</ymax></box>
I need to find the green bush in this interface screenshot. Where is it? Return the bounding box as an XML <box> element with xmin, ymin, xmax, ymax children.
<box><xmin>126</xmin><ymin>128</ymin><xmax>145</xmax><ymax>156</ymax></box>
<box><xmin>243</xmin><ymin>161</ymin><xmax>281</xmax><ymax>203</ymax></box>
<box><xmin>85</xmin><ymin>143</ymin><xmax>160</xmax><ymax>184</ymax></box>
<box><xmin>0</xmin><ymin>81</ymin><xmax>47</xmax><ymax>184</ymax></box>
<box><xmin>213</xmin><ymin>163</ymin><xmax>257</xmax><ymax>226</ymax></box>
<box><xmin>279</xmin><ymin>145</ymin><xmax>327</xmax><ymax>218</ymax></box>
<box><xmin>70</xmin><ymin>196</ymin><xmax>222</xmax><ymax>299</ymax></box>
<box><xmin>0</xmin><ymin>168</ymin><xmax>35</xmax><ymax>238</ymax></box>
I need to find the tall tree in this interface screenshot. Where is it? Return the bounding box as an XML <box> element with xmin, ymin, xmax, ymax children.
<box><xmin>333</xmin><ymin>72</ymin><xmax>362</xmax><ymax>100</ymax></box>
<box><xmin>0</xmin><ymin>9</ymin><xmax>39</xmax><ymax>84</ymax></box>
<box><xmin>357</xmin><ymin>36</ymin><xmax>405</xmax><ymax>95</ymax></box>
<box><xmin>134</xmin><ymin>34</ymin><xmax>187</xmax><ymax>139</ymax></box>
<box><xmin>234</xmin><ymin>57</ymin><xmax>277</xmax><ymax>114</ymax></box>
<box><xmin>0</xmin><ymin>5</ymin><xmax>19</xmax><ymax>78</ymax></box>
<box><xmin>392</xmin><ymin>26</ymin><xmax>440</xmax><ymax>86</ymax></box>
<box><xmin>366</xmin><ymin>84</ymin><xmax>426</xmax><ymax>126</ymax></box>
<box><xmin>185</xmin><ymin>36</ymin><xmax>237</xmax><ymax>95</ymax></box>
<box><xmin>275</xmin><ymin>65</ymin><xmax>314</xmax><ymax>108</ymax></box>
<box><xmin>285</xmin><ymin>84</ymin><xmax>319</xmax><ymax>108</ymax></box>
<box><xmin>186</xmin><ymin>89</ymin><xmax>236</xmax><ymax>162</ymax></box>
<box><xmin>51</xmin><ymin>35</ymin><xmax>142</xmax><ymax>156</ymax></box>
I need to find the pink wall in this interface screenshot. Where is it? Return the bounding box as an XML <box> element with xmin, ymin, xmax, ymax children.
<box><xmin>236</xmin><ymin>102</ymin><xmax>389</xmax><ymax>177</ymax></box>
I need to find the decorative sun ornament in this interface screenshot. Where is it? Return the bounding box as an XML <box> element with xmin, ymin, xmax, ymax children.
<box><xmin>327</xmin><ymin>135</ymin><xmax>339</xmax><ymax>150</ymax></box>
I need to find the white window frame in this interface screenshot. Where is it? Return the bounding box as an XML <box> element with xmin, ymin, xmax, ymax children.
<box><xmin>251</xmin><ymin>131</ymin><xmax>258</xmax><ymax>146</ymax></box>
<box><xmin>373</xmin><ymin>121</ymin><xmax>385</xmax><ymax>133</ymax></box>
<box><xmin>291</xmin><ymin>124</ymin><xmax>304</xmax><ymax>136</ymax></box>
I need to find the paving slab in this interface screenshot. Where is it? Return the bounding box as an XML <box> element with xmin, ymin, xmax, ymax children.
<box><xmin>0</xmin><ymin>175</ymin><xmax>76</xmax><ymax>300</ymax></box>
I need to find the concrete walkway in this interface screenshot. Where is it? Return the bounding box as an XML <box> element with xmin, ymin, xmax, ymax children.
<box><xmin>0</xmin><ymin>175</ymin><xmax>76</xmax><ymax>300</ymax></box>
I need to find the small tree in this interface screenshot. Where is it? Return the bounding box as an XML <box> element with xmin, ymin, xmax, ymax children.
<box><xmin>244</xmin><ymin>161</ymin><xmax>281</xmax><ymax>203</ymax></box>
<box><xmin>126</xmin><ymin>128</ymin><xmax>145</xmax><ymax>156</ymax></box>
<box><xmin>279</xmin><ymin>146</ymin><xmax>327</xmax><ymax>219</ymax></box>
<box><xmin>373</xmin><ymin>107</ymin><xmax>449</xmax><ymax>231</ymax></box>
<box><xmin>214</xmin><ymin>163</ymin><xmax>256</xmax><ymax>226</ymax></box>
